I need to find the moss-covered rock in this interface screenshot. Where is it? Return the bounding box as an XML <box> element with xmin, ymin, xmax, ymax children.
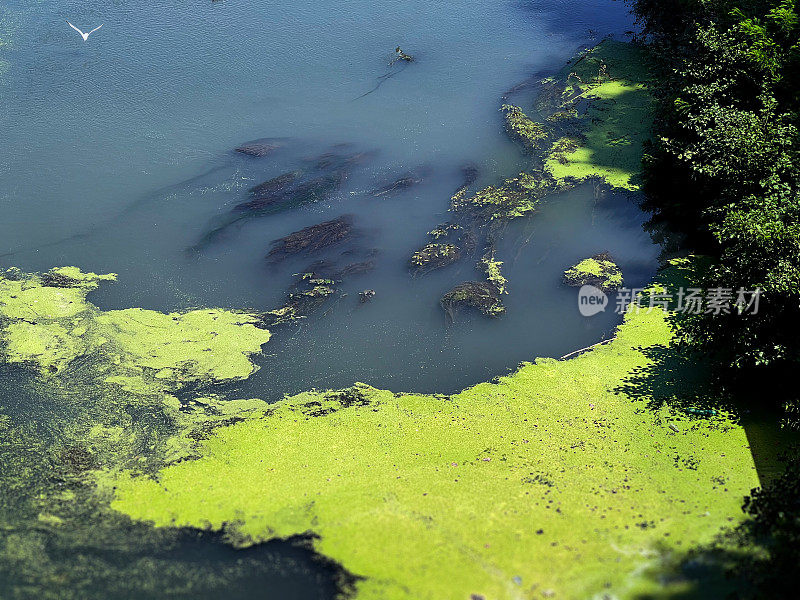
<box><xmin>263</xmin><ymin>274</ymin><xmax>336</xmax><ymax>326</ymax></box>
<box><xmin>440</xmin><ymin>281</ymin><xmax>505</xmax><ymax>318</ymax></box>
<box><xmin>426</xmin><ymin>222</ymin><xmax>462</xmax><ymax>241</ymax></box>
<box><xmin>451</xmin><ymin>172</ymin><xmax>549</xmax><ymax>221</ymax></box>
<box><xmin>563</xmin><ymin>252</ymin><xmax>623</xmax><ymax>291</ymax></box>
<box><xmin>501</xmin><ymin>103</ymin><xmax>548</xmax><ymax>152</ymax></box>
<box><xmin>478</xmin><ymin>251</ymin><xmax>507</xmax><ymax>295</ymax></box>
<box><xmin>409</xmin><ymin>243</ymin><xmax>460</xmax><ymax>275</ymax></box>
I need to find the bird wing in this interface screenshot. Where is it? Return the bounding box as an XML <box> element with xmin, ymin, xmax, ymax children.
<box><xmin>67</xmin><ymin>21</ymin><xmax>85</xmax><ymax>36</ymax></box>
<box><xmin>88</xmin><ymin>24</ymin><xmax>103</xmax><ymax>35</ymax></box>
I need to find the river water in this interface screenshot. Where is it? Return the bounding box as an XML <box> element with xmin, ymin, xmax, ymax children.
<box><xmin>0</xmin><ymin>1</ymin><xmax>656</xmax><ymax>596</ymax></box>
<box><xmin>0</xmin><ymin>0</ymin><xmax>653</xmax><ymax>399</ymax></box>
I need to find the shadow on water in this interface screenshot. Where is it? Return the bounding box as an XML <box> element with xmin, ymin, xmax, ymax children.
<box><xmin>1</xmin><ymin>528</ymin><xmax>352</xmax><ymax>600</ymax></box>
<box><xmin>611</xmin><ymin>337</ymin><xmax>800</xmax><ymax>599</ymax></box>
<box><xmin>614</xmin><ymin>335</ymin><xmax>799</xmax><ymax>485</ymax></box>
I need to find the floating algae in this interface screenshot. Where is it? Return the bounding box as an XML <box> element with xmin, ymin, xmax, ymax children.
<box><xmin>537</xmin><ymin>40</ymin><xmax>654</xmax><ymax>191</ymax></box>
<box><xmin>0</xmin><ymin>265</ymin><xmax>332</xmax><ymax>598</ymax></box>
<box><xmin>409</xmin><ymin>40</ymin><xmax>653</xmax><ymax>309</ymax></box>
<box><xmin>501</xmin><ymin>103</ymin><xmax>549</xmax><ymax>152</ymax></box>
<box><xmin>563</xmin><ymin>251</ymin><xmax>624</xmax><ymax>291</ymax></box>
<box><xmin>409</xmin><ymin>243</ymin><xmax>460</xmax><ymax>275</ymax></box>
<box><xmin>0</xmin><ymin>267</ymin><xmax>271</xmax><ymax>391</ymax></box>
<box><xmin>109</xmin><ymin>261</ymin><xmax>760</xmax><ymax>600</ymax></box>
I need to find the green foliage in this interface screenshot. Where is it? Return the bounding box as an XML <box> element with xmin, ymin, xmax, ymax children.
<box><xmin>734</xmin><ymin>449</ymin><xmax>800</xmax><ymax>596</ymax></box>
<box><xmin>629</xmin><ymin>0</ymin><xmax>800</xmax><ymax>370</ymax></box>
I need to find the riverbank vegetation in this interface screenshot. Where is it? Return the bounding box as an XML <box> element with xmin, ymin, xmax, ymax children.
<box><xmin>629</xmin><ymin>0</ymin><xmax>800</xmax><ymax>594</ymax></box>
<box><xmin>630</xmin><ymin>0</ymin><xmax>800</xmax><ymax>375</ymax></box>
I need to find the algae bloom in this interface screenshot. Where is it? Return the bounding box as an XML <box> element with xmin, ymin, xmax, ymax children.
<box><xmin>110</xmin><ymin>262</ymin><xmax>760</xmax><ymax>600</ymax></box>
<box><xmin>563</xmin><ymin>252</ymin><xmax>624</xmax><ymax>291</ymax></box>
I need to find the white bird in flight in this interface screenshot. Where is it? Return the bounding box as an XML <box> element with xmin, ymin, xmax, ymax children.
<box><xmin>67</xmin><ymin>22</ymin><xmax>103</xmax><ymax>42</ymax></box>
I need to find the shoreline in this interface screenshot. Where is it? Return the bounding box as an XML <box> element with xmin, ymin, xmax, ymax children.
<box><xmin>0</xmin><ymin>39</ymin><xmax>767</xmax><ymax>599</ymax></box>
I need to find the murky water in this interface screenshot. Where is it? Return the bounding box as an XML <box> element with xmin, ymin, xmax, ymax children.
<box><xmin>0</xmin><ymin>0</ymin><xmax>652</xmax><ymax>399</ymax></box>
<box><xmin>0</xmin><ymin>0</ymin><xmax>659</xmax><ymax>595</ymax></box>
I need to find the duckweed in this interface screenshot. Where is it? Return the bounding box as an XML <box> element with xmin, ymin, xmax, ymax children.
<box><xmin>564</xmin><ymin>252</ymin><xmax>624</xmax><ymax>291</ymax></box>
<box><xmin>110</xmin><ymin>264</ymin><xmax>759</xmax><ymax>600</ymax></box>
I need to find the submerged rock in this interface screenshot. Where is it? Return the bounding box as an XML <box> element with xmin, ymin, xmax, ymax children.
<box><xmin>334</xmin><ymin>259</ymin><xmax>376</xmax><ymax>279</ymax></box>
<box><xmin>370</xmin><ymin>167</ymin><xmax>430</xmax><ymax>198</ymax></box>
<box><xmin>245</xmin><ymin>171</ymin><xmax>303</xmax><ymax>204</ymax></box>
<box><xmin>440</xmin><ymin>281</ymin><xmax>505</xmax><ymax>319</ymax></box>
<box><xmin>266</xmin><ymin>216</ymin><xmax>354</xmax><ymax>263</ymax></box>
<box><xmin>306</xmin><ymin>148</ymin><xmax>377</xmax><ymax>172</ymax></box>
<box><xmin>459</xmin><ymin>163</ymin><xmax>480</xmax><ymax>189</ymax></box>
<box><xmin>193</xmin><ymin>146</ymin><xmax>375</xmax><ymax>251</ymax></box>
<box><xmin>563</xmin><ymin>252</ymin><xmax>623</xmax><ymax>291</ymax></box>
<box><xmin>410</xmin><ymin>243</ymin><xmax>460</xmax><ymax>275</ymax></box>
<box><xmin>235</xmin><ymin>138</ymin><xmax>286</xmax><ymax>157</ymax></box>
<box><xmin>194</xmin><ymin>172</ymin><xmax>348</xmax><ymax>250</ymax></box>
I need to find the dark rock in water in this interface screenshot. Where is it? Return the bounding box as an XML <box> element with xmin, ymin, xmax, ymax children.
<box><xmin>248</xmin><ymin>171</ymin><xmax>302</xmax><ymax>199</ymax></box>
<box><xmin>460</xmin><ymin>163</ymin><xmax>479</xmax><ymax>188</ymax></box>
<box><xmin>334</xmin><ymin>259</ymin><xmax>375</xmax><ymax>279</ymax></box>
<box><xmin>192</xmin><ymin>145</ymin><xmax>373</xmax><ymax>252</ymax></box>
<box><xmin>359</xmin><ymin>289</ymin><xmax>376</xmax><ymax>303</ymax></box>
<box><xmin>370</xmin><ymin>166</ymin><xmax>431</xmax><ymax>198</ymax></box>
<box><xmin>441</xmin><ymin>281</ymin><xmax>505</xmax><ymax>319</ymax></box>
<box><xmin>410</xmin><ymin>243</ymin><xmax>460</xmax><ymax>275</ymax></box>
<box><xmin>371</xmin><ymin>176</ymin><xmax>420</xmax><ymax>197</ymax></box>
<box><xmin>307</xmin><ymin>149</ymin><xmax>378</xmax><ymax>172</ymax></box>
<box><xmin>291</xmin><ymin>172</ymin><xmax>346</xmax><ymax>204</ymax></box>
<box><xmin>234</xmin><ymin>171</ymin><xmax>345</xmax><ymax>216</ymax></box>
<box><xmin>234</xmin><ymin>171</ymin><xmax>303</xmax><ymax>213</ymax></box>
<box><xmin>235</xmin><ymin>138</ymin><xmax>286</xmax><ymax>157</ymax></box>
<box><xmin>267</xmin><ymin>216</ymin><xmax>354</xmax><ymax>263</ymax></box>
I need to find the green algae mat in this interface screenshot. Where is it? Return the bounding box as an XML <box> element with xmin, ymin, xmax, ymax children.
<box><xmin>109</xmin><ymin>303</ymin><xmax>759</xmax><ymax>599</ymax></box>
<box><xmin>0</xmin><ymin>263</ymin><xmax>761</xmax><ymax>599</ymax></box>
